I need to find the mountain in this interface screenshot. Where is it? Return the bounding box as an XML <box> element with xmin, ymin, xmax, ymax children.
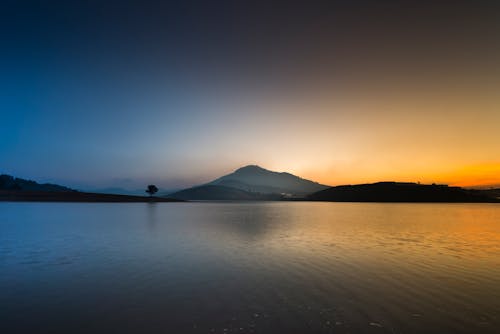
<box><xmin>0</xmin><ymin>174</ymin><xmax>75</xmax><ymax>192</ymax></box>
<box><xmin>168</xmin><ymin>165</ymin><xmax>329</xmax><ymax>200</ymax></box>
<box><xmin>208</xmin><ymin>165</ymin><xmax>328</xmax><ymax>195</ymax></box>
<box><xmin>308</xmin><ymin>182</ymin><xmax>499</xmax><ymax>203</ymax></box>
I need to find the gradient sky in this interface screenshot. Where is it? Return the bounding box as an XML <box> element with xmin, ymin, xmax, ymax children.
<box><xmin>1</xmin><ymin>0</ymin><xmax>499</xmax><ymax>190</ymax></box>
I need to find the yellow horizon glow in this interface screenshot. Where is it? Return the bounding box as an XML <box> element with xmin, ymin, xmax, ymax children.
<box><xmin>291</xmin><ymin>162</ymin><xmax>500</xmax><ymax>188</ymax></box>
<box><xmin>218</xmin><ymin>85</ymin><xmax>500</xmax><ymax>189</ymax></box>
<box><xmin>159</xmin><ymin>62</ymin><xmax>500</xmax><ymax>190</ymax></box>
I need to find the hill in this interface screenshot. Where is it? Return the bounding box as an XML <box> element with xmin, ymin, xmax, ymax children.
<box><xmin>207</xmin><ymin>165</ymin><xmax>329</xmax><ymax>196</ymax></box>
<box><xmin>168</xmin><ymin>165</ymin><xmax>329</xmax><ymax>200</ymax></box>
<box><xmin>308</xmin><ymin>182</ymin><xmax>499</xmax><ymax>203</ymax></box>
<box><xmin>0</xmin><ymin>174</ymin><xmax>181</xmax><ymax>202</ymax></box>
<box><xmin>0</xmin><ymin>174</ymin><xmax>75</xmax><ymax>192</ymax></box>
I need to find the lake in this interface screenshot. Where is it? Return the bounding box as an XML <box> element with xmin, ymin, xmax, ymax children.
<box><xmin>1</xmin><ymin>202</ymin><xmax>499</xmax><ymax>333</ymax></box>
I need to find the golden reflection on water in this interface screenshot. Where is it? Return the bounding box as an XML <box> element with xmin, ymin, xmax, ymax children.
<box><xmin>200</xmin><ymin>202</ymin><xmax>500</xmax><ymax>262</ymax></box>
<box><xmin>179</xmin><ymin>202</ymin><xmax>500</xmax><ymax>333</ymax></box>
<box><xmin>1</xmin><ymin>202</ymin><xmax>499</xmax><ymax>333</ymax></box>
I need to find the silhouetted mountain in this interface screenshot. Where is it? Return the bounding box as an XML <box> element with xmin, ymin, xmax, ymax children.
<box><xmin>168</xmin><ymin>165</ymin><xmax>329</xmax><ymax>200</ymax></box>
<box><xmin>168</xmin><ymin>185</ymin><xmax>282</xmax><ymax>201</ymax></box>
<box><xmin>308</xmin><ymin>182</ymin><xmax>499</xmax><ymax>202</ymax></box>
<box><xmin>207</xmin><ymin>165</ymin><xmax>329</xmax><ymax>196</ymax></box>
<box><xmin>0</xmin><ymin>174</ymin><xmax>75</xmax><ymax>192</ymax></box>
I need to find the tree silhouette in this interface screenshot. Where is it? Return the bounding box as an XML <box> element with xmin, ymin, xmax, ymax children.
<box><xmin>146</xmin><ymin>184</ymin><xmax>158</xmax><ymax>197</ymax></box>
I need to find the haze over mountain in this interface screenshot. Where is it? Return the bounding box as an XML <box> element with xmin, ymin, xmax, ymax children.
<box><xmin>169</xmin><ymin>165</ymin><xmax>329</xmax><ymax>200</ymax></box>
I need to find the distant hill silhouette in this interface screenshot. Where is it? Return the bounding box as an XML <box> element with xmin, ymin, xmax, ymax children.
<box><xmin>168</xmin><ymin>165</ymin><xmax>329</xmax><ymax>200</ymax></box>
<box><xmin>0</xmin><ymin>174</ymin><xmax>181</xmax><ymax>202</ymax></box>
<box><xmin>308</xmin><ymin>182</ymin><xmax>499</xmax><ymax>203</ymax></box>
<box><xmin>209</xmin><ymin>165</ymin><xmax>328</xmax><ymax>195</ymax></box>
<box><xmin>0</xmin><ymin>174</ymin><xmax>75</xmax><ymax>192</ymax></box>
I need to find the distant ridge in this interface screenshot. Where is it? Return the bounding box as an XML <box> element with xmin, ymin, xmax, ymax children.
<box><xmin>0</xmin><ymin>174</ymin><xmax>181</xmax><ymax>202</ymax></box>
<box><xmin>0</xmin><ymin>174</ymin><xmax>75</xmax><ymax>192</ymax></box>
<box><xmin>308</xmin><ymin>182</ymin><xmax>499</xmax><ymax>203</ymax></box>
<box><xmin>208</xmin><ymin>165</ymin><xmax>329</xmax><ymax>195</ymax></box>
<box><xmin>169</xmin><ymin>165</ymin><xmax>329</xmax><ymax>200</ymax></box>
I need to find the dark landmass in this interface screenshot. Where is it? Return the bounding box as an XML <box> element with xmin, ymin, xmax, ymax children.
<box><xmin>476</xmin><ymin>188</ymin><xmax>500</xmax><ymax>200</ymax></box>
<box><xmin>207</xmin><ymin>165</ymin><xmax>329</xmax><ymax>196</ymax></box>
<box><xmin>87</xmin><ymin>187</ymin><xmax>144</xmax><ymax>196</ymax></box>
<box><xmin>0</xmin><ymin>174</ymin><xmax>74</xmax><ymax>192</ymax></box>
<box><xmin>0</xmin><ymin>190</ymin><xmax>182</xmax><ymax>202</ymax></box>
<box><xmin>168</xmin><ymin>167</ymin><xmax>500</xmax><ymax>202</ymax></box>
<box><xmin>3</xmin><ymin>173</ymin><xmax>498</xmax><ymax>203</ymax></box>
<box><xmin>168</xmin><ymin>185</ymin><xmax>282</xmax><ymax>201</ymax></box>
<box><xmin>308</xmin><ymin>182</ymin><xmax>500</xmax><ymax>203</ymax></box>
<box><xmin>0</xmin><ymin>174</ymin><xmax>181</xmax><ymax>202</ymax></box>
<box><xmin>88</xmin><ymin>187</ymin><xmax>182</xmax><ymax>196</ymax></box>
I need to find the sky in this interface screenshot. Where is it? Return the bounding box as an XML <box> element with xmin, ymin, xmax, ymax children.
<box><xmin>1</xmin><ymin>0</ymin><xmax>500</xmax><ymax>190</ymax></box>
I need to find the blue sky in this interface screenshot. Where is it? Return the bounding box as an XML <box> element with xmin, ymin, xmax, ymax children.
<box><xmin>2</xmin><ymin>1</ymin><xmax>500</xmax><ymax>189</ymax></box>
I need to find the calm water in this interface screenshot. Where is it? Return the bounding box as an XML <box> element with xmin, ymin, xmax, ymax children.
<box><xmin>1</xmin><ymin>202</ymin><xmax>499</xmax><ymax>333</ymax></box>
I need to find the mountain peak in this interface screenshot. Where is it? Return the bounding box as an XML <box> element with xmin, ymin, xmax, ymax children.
<box><xmin>234</xmin><ymin>165</ymin><xmax>267</xmax><ymax>173</ymax></box>
<box><xmin>170</xmin><ymin>165</ymin><xmax>330</xmax><ymax>200</ymax></box>
<box><xmin>204</xmin><ymin>165</ymin><xmax>329</xmax><ymax>196</ymax></box>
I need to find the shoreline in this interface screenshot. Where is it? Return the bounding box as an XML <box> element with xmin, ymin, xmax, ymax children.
<box><xmin>0</xmin><ymin>190</ymin><xmax>183</xmax><ymax>203</ymax></box>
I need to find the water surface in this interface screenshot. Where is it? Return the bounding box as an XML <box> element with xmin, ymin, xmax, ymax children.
<box><xmin>1</xmin><ymin>202</ymin><xmax>499</xmax><ymax>333</ymax></box>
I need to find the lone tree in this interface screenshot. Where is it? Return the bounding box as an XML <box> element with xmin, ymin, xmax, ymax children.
<box><xmin>145</xmin><ymin>184</ymin><xmax>159</xmax><ymax>197</ymax></box>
